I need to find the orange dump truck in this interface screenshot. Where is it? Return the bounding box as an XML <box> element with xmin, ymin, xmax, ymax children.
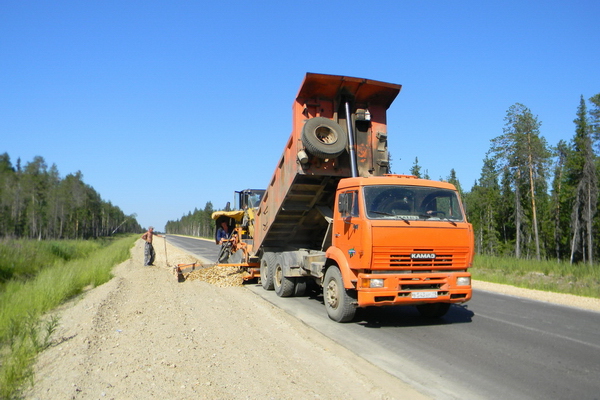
<box><xmin>229</xmin><ymin>73</ymin><xmax>474</xmax><ymax>322</ymax></box>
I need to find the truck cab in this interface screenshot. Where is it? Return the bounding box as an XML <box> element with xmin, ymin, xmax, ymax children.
<box><xmin>327</xmin><ymin>175</ymin><xmax>473</xmax><ymax>321</ymax></box>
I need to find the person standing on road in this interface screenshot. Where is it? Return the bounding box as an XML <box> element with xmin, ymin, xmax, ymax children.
<box><xmin>141</xmin><ymin>226</ymin><xmax>164</xmax><ymax>266</ymax></box>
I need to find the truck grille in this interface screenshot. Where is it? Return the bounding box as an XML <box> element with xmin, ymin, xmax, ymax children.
<box><xmin>372</xmin><ymin>247</ymin><xmax>469</xmax><ymax>271</ymax></box>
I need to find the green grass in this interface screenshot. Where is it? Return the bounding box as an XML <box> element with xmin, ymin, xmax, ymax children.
<box><xmin>0</xmin><ymin>235</ymin><xmax>137</xmax><ymax>399</ymax></box>
<box><xmin>472</xmin><ymin>254</ymin><xmax>600</xmax><ymax>298</ymax></box>
<box><xmin>0</xmin><ymin>239</ymin><xmax>105</xmax><ymax>284</ymax></box>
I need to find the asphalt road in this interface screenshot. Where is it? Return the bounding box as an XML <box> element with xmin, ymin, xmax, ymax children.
<box><xmin>166</xmin><ymin>234</ymin><xmax>219</xmax><ymax>263</ymax></box>
<box><xmin>166</xmin><ymin>235</ymin><xmax>600</xmax><ymax>400</ymax></box>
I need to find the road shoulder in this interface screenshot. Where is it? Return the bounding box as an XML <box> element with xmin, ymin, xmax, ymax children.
<box><xmin>473</xmin><ymin>280</ymin><xmax>600</xmax><ymax>312</ymax></box>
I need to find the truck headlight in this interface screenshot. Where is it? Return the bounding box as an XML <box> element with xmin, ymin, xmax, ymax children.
<box><xmin>370</xmin><ymin>278</ymin><xmax>384</xmax><ymax>288</ymax></box>
<box><xmin>456</xmin><ymin>276</ymin><xmax>471</xmax><ymax>286</ymax></box>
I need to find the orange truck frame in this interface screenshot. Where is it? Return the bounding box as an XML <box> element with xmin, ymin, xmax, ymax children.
<box><xmin>224</xmin><ymin>73</ymin><xmax>474</xmax><ymax>322</ymax></box>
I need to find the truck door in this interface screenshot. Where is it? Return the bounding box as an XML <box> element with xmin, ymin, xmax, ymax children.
<box><xmin>335</xmin><ymin>190</ymin><xmax>365</xmax><ymax>270</ymax></box>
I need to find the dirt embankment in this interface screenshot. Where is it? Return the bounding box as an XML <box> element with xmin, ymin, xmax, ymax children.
<box><xmin>24</xmin><ymin>238</ymin><xmax>600</xmax><ymax>399</ymax></box>
<box><xmin>24</xmin><ymin>239</ymin><xmax>427</xmax><ymax>400</ymax></box>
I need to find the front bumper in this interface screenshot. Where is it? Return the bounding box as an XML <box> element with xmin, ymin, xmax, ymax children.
<box><xmin>355</xmin><ymin>272</ymin><xmax>472</xmax><ymax>307</ymax></box>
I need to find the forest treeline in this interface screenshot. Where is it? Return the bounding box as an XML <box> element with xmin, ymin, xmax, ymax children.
<box><xmin>0</xmin><ymin>154</ymin><xmax>141</xmax><ymax>239</ymax></box>
<box><xmin>169</xmin><ymin>94</ymin><xmax>600</xmax><ymax>265</ymax></box>
<box><xmin>166</xmin><ymin>202</ymin><xmax>215</xmax><ymax>240</ymax></box>
<box><xmin>464</xmin><ymin>94</ymin><xmax>600</xmax><ymax>264</ymax></box>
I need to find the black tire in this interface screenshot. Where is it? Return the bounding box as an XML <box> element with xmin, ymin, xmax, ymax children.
<box><xmin>293</xmin><ymin>278</ymin><xmax>308</xmax><ymax>297</ymax></box>
<box><xmin>273</xmin><ymin>254</ymin><xmax>295</xmax><ymax>297</ymax></box>
<box><xmin>260</xmin><ymin>253</ymin><xmax>275</xmax><ymax>290</ymax></box>
<box><xmin>416</xmin><ymin>303</ymin><xmax>451</xmax><ymax>318</ymax></box>
<box><xmin>301</xmin><ymin>117</ymin><xmax>348</xmax><ymax>159</ymax></box>
<box><xmin>323</xmin><ymin>266</ymin><xmax>356</xmax><ymax>322</ymax></box>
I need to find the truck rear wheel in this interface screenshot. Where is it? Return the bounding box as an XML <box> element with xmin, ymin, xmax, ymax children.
<box><xmin>260</xmin><ymin>253</ymin><xmax>275</xmax><ymax>290</ymax></box>
<box><xmin>301</xmin><ymin>117</ymin><xmax>347</xmax><ymax>159</ymax></box>
<box><xmin>416</xmin><ymin>303</ymin><xmax>450</xmax><ymax>318</ymax></box>
<box><xmin>323</xmin><ymin>266</ymin><xmax>356</xmax><ymax>322</ymax></box>
<box><xmin>273</xmin><ymin>255</ymin><xmax>295</xmax><ymax>297</ymax></box>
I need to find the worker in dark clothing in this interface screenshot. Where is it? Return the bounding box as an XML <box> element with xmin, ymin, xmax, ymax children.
<box><xmin>141</xmin><ymin>226</ymin><xmax>163</xmax><ymax>266</ymax></box>
<box><xmin>216</xmin><ymin>221</ymin><xmax>230</xmax><ymax>245</ymax></box>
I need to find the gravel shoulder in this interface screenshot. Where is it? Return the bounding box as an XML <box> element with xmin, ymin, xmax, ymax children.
<box><xmin>24</xmin><ymin>239</ymin><xmax>428</xmax><ymax>400</ymax></box>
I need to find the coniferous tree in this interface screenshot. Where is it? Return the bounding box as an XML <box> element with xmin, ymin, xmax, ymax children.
<box><xmin>589</xmin><ymin>93</ymin><xmax>600</xmax><ymax>148</ymax></box>
<box><xmin>0</xmin><ymin>154</ymin><xmax>15</xmax><ymax>235</ymax></box>
<box><xmin>567</xmin><ymin>96</ymin><xmax>598</xmax><ymax>264</ymax></box>
<box><xmin>0</xmin><ymin>154</ymin><xmax>141</xmax><ymax>238</ymax></box>
<box><xmin>165</xmin><ymin>201</ymin><xmax>216</xmax><ymax>238</ymax></box>
<box><xmin>465</xmin><ymin>157</ymin><xmax>501</xmax><ymax>254</ymax></box>
<box><xmin>550</xmin><ymin>140</ymin><xmax>569</xmax><ymax>260</ymax></box>
<box><xmin>497</xmin><ymin>168</ymin><xmax>516</xmax><ymax>254</ymax></box>
<box><xmin>489</xmin><ymin>104</ymin><xmax>550</xmax><ymax>260</ymax></box>
<box><xmin>410</xmin><ymin>157</ymin><xmax>422</xmax><ymax>178</ymax></box>
<box><xmin>22</xmin><ymin>157</ymin><xmax>49</xmax><ymax>239</ymax></box>
<box><xmin>447</xmin><ymin>168</ymin><xmax>463</xmax><ymax>197</ymax></box>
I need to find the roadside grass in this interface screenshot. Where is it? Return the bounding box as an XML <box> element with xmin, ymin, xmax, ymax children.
<box><xmin>472</xmin><ymin>254</ymin><xmax>600</xmax><ymax>298</ymax></box>
<box><xmin>0</xmin><ymin>239</ymin><xmax>105</xmax><ymax>285</ymax></box>
<box><xmin>0</xmin><ymin>235</ymin><xmax>137</xmax><ymax>399</ymax></box>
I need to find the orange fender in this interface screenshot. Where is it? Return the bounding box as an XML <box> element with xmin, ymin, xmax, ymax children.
<box><xmin>325</xmin><ymin>246</ymin><xmax>358</xmax><ymax>289</ymax></box>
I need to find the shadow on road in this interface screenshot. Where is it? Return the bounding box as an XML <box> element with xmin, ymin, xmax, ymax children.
<box><xmin>355</xmin><ymin>304</ymin><xmax>474</xmax><ymax>328</ymax></box>
<box><xmin>302</xmin><ymin>288</ymin><xmax>474</xmax><ymax>328</ymax></box>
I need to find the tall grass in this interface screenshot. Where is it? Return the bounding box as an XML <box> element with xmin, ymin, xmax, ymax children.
<box><xmin>472</xmin><ymin>254</ymin><xmax>600</xmax><ymax>298</ymax></box>
<box><xmin>0</xmin><ymin>235</ymin><xmax>137</xmax><ymax>399</ymax></box>
<box><xmin>0</xmin><ymin>239</ymin><xmax>105</xmax><ymax>284</ymax></box>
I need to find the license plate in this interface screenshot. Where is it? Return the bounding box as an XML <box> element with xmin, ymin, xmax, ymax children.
<box><xmin>411</xmin><ymin>291</ymin><xmax>438</xmax><ymax>299</ymax></box>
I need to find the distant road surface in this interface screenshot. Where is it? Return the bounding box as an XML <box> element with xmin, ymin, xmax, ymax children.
<box><xmin>166</xmin><ymin>235</ymin><xmax>218</xmax><ymax>263</ymax></box>
<box><xmin>166</xmin><ymin>235</ymin><xmax>600</xmax><ymax>399</ymax></box>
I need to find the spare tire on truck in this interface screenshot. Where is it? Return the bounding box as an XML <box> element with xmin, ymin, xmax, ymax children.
<box><xmin>301</xmin><ymin>117</ymin><xmax>348</xmax><ymax>159</ymax></box>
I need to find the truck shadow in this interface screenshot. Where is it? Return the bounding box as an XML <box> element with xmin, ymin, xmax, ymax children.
<box><xmin>354</xmin><ymin>304</ymin><xmax>474</xmax><ymax>328</ymax></box>
<box><xmin>306</xmin><ymin>290</ymin><xmax>474</xmax><ymax>327</ymax></box>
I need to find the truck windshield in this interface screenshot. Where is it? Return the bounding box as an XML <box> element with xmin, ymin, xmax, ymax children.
<box><xmin>364</xmin><ymin>185</ymin><xmax>464</xmax><ymax>222</ymax></box>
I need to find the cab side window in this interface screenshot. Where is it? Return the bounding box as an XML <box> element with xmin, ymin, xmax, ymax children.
<box><xmin>339</xmin><ymin>191</ymin><xmax>359</xmax><ymax>217</ymax></box>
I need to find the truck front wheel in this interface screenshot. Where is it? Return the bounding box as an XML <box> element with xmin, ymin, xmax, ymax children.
<box><xmin>273</xmin><ymin>255</ymin><xmax>295</xmax><ymax>297</ymax></box>
<box><xmin>323</xmin><ymin>266</ymin><xmax>356</xmax><ymax>322</ymax></box>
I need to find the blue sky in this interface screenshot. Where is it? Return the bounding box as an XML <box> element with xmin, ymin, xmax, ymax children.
<box><xmin>1</xmin><ymin>1</ymin><xmax>599</xmax><ymax>231</ymax></box>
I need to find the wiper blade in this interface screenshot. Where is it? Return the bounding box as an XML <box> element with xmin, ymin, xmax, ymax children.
<box><xmin>443</xmin><ymin>218</ymin><xmax>457</xmax><ymax>226</ymax></box>
<box><xmin>419</xmin><ymin>213</ymin><xmax>458</xmax><ymax>226</ymax></box>
<box><xmin>370</xmin><ymin>210</ymin><xmax>410</xmax><ymax>224</ymax></box>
